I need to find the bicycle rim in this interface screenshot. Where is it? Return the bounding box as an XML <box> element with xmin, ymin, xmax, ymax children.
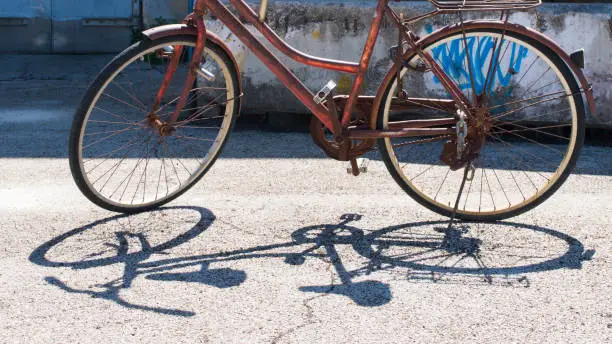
<box><xmin>71</xmin><ymin>37</ymin><xmax>238</xmax><ymax>212</ymax></box>
<box><xmin>378</xmin><ymin>29</ymin><xmax>584</xmax><ymax>221</ymax></box>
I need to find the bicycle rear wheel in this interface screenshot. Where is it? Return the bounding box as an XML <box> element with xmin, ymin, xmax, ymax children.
<box><xmin>377</xmin><ymin>27</ymin><xmax>585</xmax><ymax>221</ymax></box>
<box><xmin>69</xmin><ymin>35</ymin><xmax>241</xmax><ymax>213</ymax></box>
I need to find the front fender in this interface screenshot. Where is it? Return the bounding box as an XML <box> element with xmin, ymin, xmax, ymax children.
<box><xmin>142</xmin><ymin>24</ymin><xmax>243</xmax><ymax>97</ymax></box>
<box><xmin>371</xmin><ymin>20</ymin><xmax>597</xmax><ymax>128</ymax></box>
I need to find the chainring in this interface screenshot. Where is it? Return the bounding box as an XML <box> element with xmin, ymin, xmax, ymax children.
<box><xmin>309</xmin><ymin>98</ymin><xmax>375</xmax><ymax>161</ymax></box>
<box><xmin>309</xmin><ymin>116</ymin><xmax>374</xmax><ymax>161</ymax></box>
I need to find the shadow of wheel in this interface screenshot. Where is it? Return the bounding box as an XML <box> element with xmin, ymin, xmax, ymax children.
<box><xmin>29</xmin><ymin>206</ymin><xmax>215</xmax><ymax>269</ymax></box>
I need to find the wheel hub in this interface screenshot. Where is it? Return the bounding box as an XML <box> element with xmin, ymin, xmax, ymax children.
<box><xmin>440</xmin><ymin>103</ymin><xmax>491</xmax><ymax>170</ymax></box>
<box><xmin>147</xmin><ymin>113</ymin><xmax>176</xmax><ymax>137</ymax></box>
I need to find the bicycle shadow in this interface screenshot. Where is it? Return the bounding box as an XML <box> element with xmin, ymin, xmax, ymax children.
<box><xmin>30</xmin><ymin>209</ymin><xmax>595</xmax><ymax>316</ymax></box>
<box><xmin>29</xmin><ymin>206</ymin><xmax>240</xmax><ymax>317</ymax></box>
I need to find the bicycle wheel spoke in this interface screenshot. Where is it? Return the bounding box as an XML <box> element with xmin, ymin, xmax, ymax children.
<box><xmin>108</xmin><ymin>137</ymin><xmax>154</xmax><ymax>199</ymax></box>
<box><xmin>491</xmin><ymin>166</ymin><xmax>511</xmax><ymax>207</ymax></box>
<box><xmin>407</xmin><ymin>162</ymin><xmax>436</xmax><ymax>182</ymax></box>
<box><xmin>163</xmin><ymin>140</ymin><xmax>193</xmax><ymax>175</ymax></box>
<box><xmin>487</xmin><ymin>133</ymin><xmax>559</xmax><ymax>171</ymax></box>
<box><xmin>491</xmin><ymin>122</ymin><xmax>571</xmax><ymax>141</ymax></box>
<box><xmin>434</xmin><ymin>168</ymin><xmax>451</xmax><ymax>201</ymax></box>
<box><xmin>486</xmin><ymin>89</ymin><xmax>568</xmax><ymax>113</ymax></box>
<box><xmin>509</xmin><ymin>56</ymin><xmax>542</xmax><ymax>95</ymax></box>
<box><xmin>380</xmin><ymin>28</ymin><xmax>581</xmax><ymax>219</ymax></box>
<box><xmin>483</xmin><ymin>162</ymin><xmax>496</xmax><ymax>211</ymax></box>
<box><xmin>101</xmin><ymin>91</ymin><xmax>149</xmax><ymax>115</ymax></box>
<box><xmin>92</xmin><ymin>106</ymin><xmax>140</xmax><ymax>124</ymax></box>
<box><xmin>100</xmin><ymin>144</ymin><xmax>144</xmax><ymax>195</ymax></box>
<box><xmin>83</xmin><ymin>135</ymin><xmax>144</xmax><ymax>165</ymax></box>
<box><xmin>493</xmin><ymin>106</ymin><xmax>573</xmax><ymax>127</ymax></box>
<box><xmin>462</xmin><ymin>170</ymin><xmax>475</xmax><ymax>211</ymax></box>
<box><xmin>175</xmin><ymin>125</ymin><xmax>222</xmax><ymax>130</ymax></box>
<box><xmin>490</xmin><ymin>91</ymin><xmax>577</xmax><ymax>122</ymax></box>
<box><xmin>82</xmin><ymin>126</ymin><xmax>143</xmax><ymax>150</ymax></box>
<box><xmin>90</xmin><ymin>138</ymin><xmax>143</xmax><ymax>187</ymax></box>
<box><xmin>72</xmin><ymin>39</ymin><xmax>238</xmax><ymax>211</ymax></box>
<box><xmin>521</xmin><ymin>78</ymin><xmax>562</xmax><ymax>99</ymax></box>
<box><xmin>175</xmin><ymin>93</ymin><xmax>232</xmax><ymax>125</ymax></box>
<box><xmin>487</xmin><ymin>37</ymin><xmax>512</xmax><ymax>93</ymax></box>
<box><xmin>111</xmin><ymin>80</ymin><xmax>148</xmax><ymax>112</ymax></box>
<box><xmin>131</xmin><ymin>142</ymin><xmax>154</xmax><ymax>204</ymax></box>
<box><xmin>83</xmin><ymin>127</ymin><xmax>142</xmax><ymax>137</ymax></box>
<box><xmin>173</xmin><ymin>135</ymin><xmax>217</xmax><ymax>143</ymax></box>
<box><xmin>491</xmin><ymin>126</ymin><xmax>566</xmax><ymax>155</ymax></box>
<box><xmin>460</xmin><ymin>19</ymin><xmax>478</xmax><ymax>103</ymax></box>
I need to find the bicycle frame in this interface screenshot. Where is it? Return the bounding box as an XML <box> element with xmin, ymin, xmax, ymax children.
<box><xmin>153</xmin><ymin>0</ymin><xmax>463</xmax><ymax>140</ymax></box>
<box><xmin>69</xmin><ymin>0</ymin><xmax>598</xmax><ymax>215</ymax></box>
<box><xmin>152</xmin><ymin>0</ymin><xmax>595</xmax><ymax>142</ymax></box>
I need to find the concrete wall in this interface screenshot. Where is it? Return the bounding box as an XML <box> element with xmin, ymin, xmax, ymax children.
<box><xmin>2</xmin><ymin>1</ymin><xmax>610</xmax><ymax>126</ymax></box>
<box><xmin>151</xmin><ymin>1</ymin><xmax>612</xmax><ymax>127</ymax></box>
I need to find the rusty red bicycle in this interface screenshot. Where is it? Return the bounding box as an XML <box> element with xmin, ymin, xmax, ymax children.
<box><xmin>69</xmin><ymin>0</ymin><xmax>595</xmax><ymax>221</ymax></box>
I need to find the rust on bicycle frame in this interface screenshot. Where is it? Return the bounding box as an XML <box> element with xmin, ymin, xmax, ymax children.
<box><xmin>204</xmin><ymin>0</ymin><xmax>338</xmax><ymax>131</ymax></box>
<box><xmin>154</xmin><ymin>0</ymin><xmax>461</xmax><ymax>139</ymax></box>
<box><xmin>151</xmin><ymin>0</ymin><xmax>595</xmax><ymax>157</ymax></box>
<box><xmin>150</xmin><ymin>6</ymin><xmax>207</xmax><ymax>122</ymax></box>
<box><xmin>340</xmin><ymin>0</ymin><xmax>388</xmax><ymax>127</ymax></box>
<box><xmin>167</xmin><ymin>10</ymin><xmax>208</xmax><ymax>124</ymax></box>
<box><xmin>152</xmin><ymin>45</ymin><xmax>184</xmax><ymax>113</ymax></box>
<box><xmin>209</xmin><ymin>0</ymin><xmax>459</xmax><ymax>134</ymax></box>
<box><xmin>227</xmin><ymin>0</ymin><xmax>360</xmax><ymax>74</ymax></box>
<box><xmin>369</xmin><ymin>18</ymin><xmax>597</xmax><ymax>129</ymax></box>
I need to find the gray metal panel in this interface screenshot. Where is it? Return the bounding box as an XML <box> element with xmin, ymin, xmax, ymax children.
<box><xmin>0</xmin><ymin>0</ymin><xmax>52</xmax><ymax>52</ymax></box>
<box><xmin>51</xmin><ymin>20</ymin><xmax>133</xmax><ymax>53</ymax></box>
<box><xmin>51</xmin><ymin>0</ymin><xmax>135</xmax><ymax>53</ymax></box>
<box><xmin>52</xmin><ymin>0</ymin><xmax>133</xmax><ymax>19</ymax></box>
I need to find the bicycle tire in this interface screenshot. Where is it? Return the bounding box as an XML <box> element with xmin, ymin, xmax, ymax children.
<box><xmin>69</xmin><ymin>35</ymin><xmax>241</xmax><ymax>213</ymax></box>
<box><xmin>376</xmin><ymin>27</ymin><xmax>585</xmax><ymax>221</ymax></box>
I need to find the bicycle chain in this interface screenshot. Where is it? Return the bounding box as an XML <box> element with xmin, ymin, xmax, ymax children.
<box><xmin>365</xmin><ymin>134</ymin><xmax>452</xmax><ymax>152</ymax></box>
<box><xmin>390</xmin><ymin>134</ymin><xmax>453</xmax><ymax>148</ymax></box>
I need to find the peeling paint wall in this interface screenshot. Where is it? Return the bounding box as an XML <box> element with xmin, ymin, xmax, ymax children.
<box><xmin>142</xmin><ymin>0</ymin><xmax>188</xmax><ymax>26</ymax></box>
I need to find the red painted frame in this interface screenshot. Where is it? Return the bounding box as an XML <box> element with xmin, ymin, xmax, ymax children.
<box><xmin>153</xmin><ymin>0</ymin><xmax>595</xmax><ymax>141</ymax></box>
<box><xmin>201</xmin><ymin>0</ymin><xmax>471</xmax><ymax>137</ymax></box>
<box><xmin>152</xmin><ymin>0</ymin><xmax>467</xmax><ymax>139</ymax></box>
<box><xmin>204</xmin><ymin>0</ymin><xmax>391</xmax><ymax>133</ymax></box>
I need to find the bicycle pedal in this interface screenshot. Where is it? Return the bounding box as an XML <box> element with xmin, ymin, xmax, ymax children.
<box><xmin>313</xmin><ymin>80</ymin><xmax>337</xmax><ymax>104</ymax></box>
<box><xmin>347</xmin><ymin>158</ymin><xmax>369</xmax><ymax>175</ymax></box>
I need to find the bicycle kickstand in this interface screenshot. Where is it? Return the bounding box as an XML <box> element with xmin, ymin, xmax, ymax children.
<box><xmin>446</xmin><ymin>162</ymin><xmax>475</xmax><ymax>230</ymax></box>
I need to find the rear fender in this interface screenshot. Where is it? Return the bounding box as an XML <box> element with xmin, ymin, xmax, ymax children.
<box><xmin>371</xmin><ymin>20</ymin><xmax>597</xmax><ymax>128</ymax></box>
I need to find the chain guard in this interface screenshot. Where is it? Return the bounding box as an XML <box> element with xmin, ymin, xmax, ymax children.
<box><xmin>309</xmin><ymin>116</ymin><xmax>374</xmax><ymax>161</ymax></box>
<box><xmin>309</xmin><ymin>96</ymin><xmax>375</xmax><ymax>161</ymax></box>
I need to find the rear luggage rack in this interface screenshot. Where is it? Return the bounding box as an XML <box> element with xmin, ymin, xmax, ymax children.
<box><xmin>429</xmin><ymin>0</ymin><xmax>541</xmax><ymax>11</ymax></box>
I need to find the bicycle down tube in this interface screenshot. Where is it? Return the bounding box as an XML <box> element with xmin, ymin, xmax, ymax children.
<box><xmin>205</xmin><ymin>0</ymin><xmax>369</xmax><ymax>134</ymax></box>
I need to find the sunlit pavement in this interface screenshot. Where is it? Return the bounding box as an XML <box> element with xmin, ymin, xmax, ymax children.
<box><xmin>0</xmin><ymin>56</ymin><xmax>611</xmax><ymax>343</ymax></box>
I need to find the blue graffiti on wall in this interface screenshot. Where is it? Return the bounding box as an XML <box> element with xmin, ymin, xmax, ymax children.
<box><xmin>425</xmin><ymin>25</ymin><xmax>529</xmax><ymax>96</ymax></box>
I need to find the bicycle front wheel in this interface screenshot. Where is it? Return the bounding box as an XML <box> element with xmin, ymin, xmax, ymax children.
<box><xmin>69</xmin><ymin>35</ymin><xmax>241</xmax><ymax>213</ymax></box>
<box><xmin>377</xmin><ymin>27</ymin><xmax>585</xmax><ymax>221</ymax></box>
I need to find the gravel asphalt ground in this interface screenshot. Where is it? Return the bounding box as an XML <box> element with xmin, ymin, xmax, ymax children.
<box><xmin>0</xmin><ymin>55</ymin><xmax>610</xmax><ymax>343</ymax></box>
